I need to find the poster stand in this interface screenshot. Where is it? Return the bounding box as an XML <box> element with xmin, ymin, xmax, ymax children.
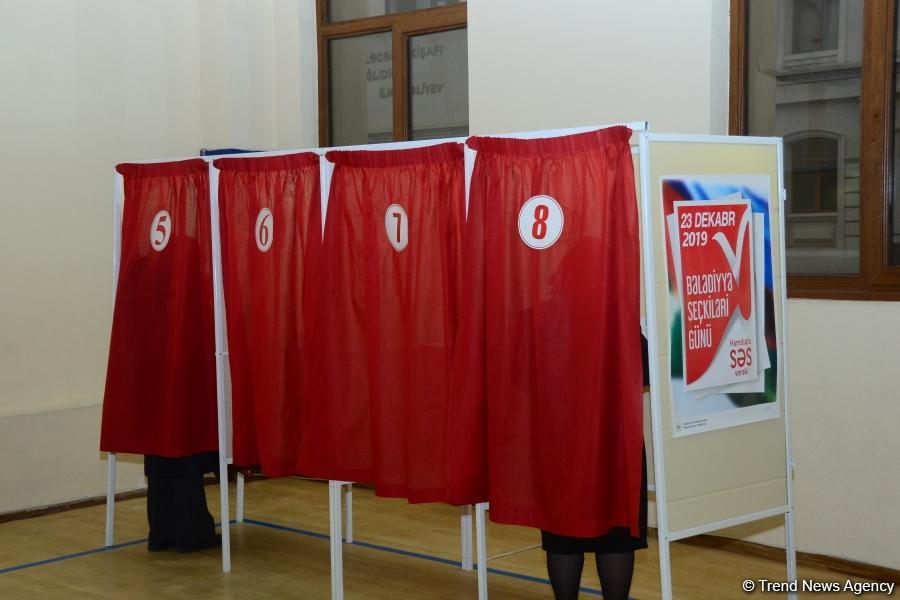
<box><xmin>638</xmin><ymin>132</ymin><xmax>796</xmax><ymax>600</ymax></box>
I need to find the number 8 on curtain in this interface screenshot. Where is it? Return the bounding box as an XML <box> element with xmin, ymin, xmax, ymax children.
<box><xmin>518</xmin><ymin>195</ymin><xmax>564</xmax><ymax>249</ymax></box>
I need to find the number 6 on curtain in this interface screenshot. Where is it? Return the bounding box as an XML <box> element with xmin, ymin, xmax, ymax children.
<box><xmin>255</xmin><ymin>208</ymin><xmax>274</xmax><ymax>252</ymax></box>
<box><xmin>385</xmin><ymin>203</ymin><xmax>409</xmax><ymax>252</ymax></box>
<box><xmin>518</xmin><ymin>195</ymin><xmax>564</xmax><ymax>250</ymax></box>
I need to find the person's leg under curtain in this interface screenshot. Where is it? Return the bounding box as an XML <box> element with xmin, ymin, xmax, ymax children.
<box><xmin>546</xmin><ymin>551</ymin><xmax>585</xmax><ymax>600</ymax></box>
<box><xmin>146</xmin><ymin>476</ymin><xmax>175</xmax><ymax>552</ymax></box>
<box><xmin>172</xmin><ymin>474</ymin><xmax>218</xmax><ymax>553</ymax></box>
<box><xmin>594</xmin><ymin>551</ymin><xmax>635</xmax><ymax>600</ymax></box>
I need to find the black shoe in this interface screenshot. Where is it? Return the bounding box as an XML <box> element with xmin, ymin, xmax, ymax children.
<box><xmin>176</xmin><ymin>533</ymin><xmax>222</xmax><ymax>554</ymax></box>
<box><xmin>148</xmin><ymin>539</ymin><xmax>173</xmax><ymax>552</ymax></box>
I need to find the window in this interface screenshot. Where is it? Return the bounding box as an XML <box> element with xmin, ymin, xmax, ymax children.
<box><xmin>787</xmin><ymin>135</ymin><xmax>839</xmax><ymax>215</ymax></box>
<box><xmin>317</xmin><ymin>0</ymin><xmax>467</xmax><ymax>146</ymax></box>
<box><xmin>731</xmin><ymin>0</ymin><xmax>900</xmax><ymax>298</ymax></box>
<box><xmin>783</xmin><ymin>133</ymin><xmax>855</xmax><ymax>272</ymax></box>
<box><xmin>791</xmin><ymin>0</ymin><xmax>839</xmax><ymax>54</ymax></box>
<box><xmin>779</xmin><ymin>0</ymin><xmax>844</xmax><ymax>71</ymax></box>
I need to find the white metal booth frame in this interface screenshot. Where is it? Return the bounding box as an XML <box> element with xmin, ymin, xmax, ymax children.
<box><xmin>104</xmin><ymin>124</ymin><xmax>797</xmax><ymax>600</ymax></box>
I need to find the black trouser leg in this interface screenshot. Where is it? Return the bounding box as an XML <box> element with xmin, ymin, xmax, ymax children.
<box><xmin>172</xmin><ymin>475</ymin><xmax>217</xmax><ymax>552</ymax></box>
<box><xmin>147</xmin><ymin>476</ymin><xmax>175</xmax><ymax>551</ymax></box>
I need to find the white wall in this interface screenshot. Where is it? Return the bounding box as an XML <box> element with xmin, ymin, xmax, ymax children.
<box><xmin>0</xmin><ymin>1</ymin><xmax>203</xmax><ymax>420</ymax></box>
<box><xmin>0</xmin><ymin>0</ymin><xmax>316</xmax><ymax>514</ymax></box>
<box><xmin>0</xmin><ymin>0</ymin><xmax>206</xmax><ymax>511</ymax></box>
<box><xmin>789</xmin><ymin>301</ymin><xmax>900</xmax><ymax>568</ymax></box>
<box><xmin>197</xmin><ymin>0</ymin><xmax>318</xmax><ymax>152</ymax></box>
<box><xmin>469</xmin><ymin>0</ymin><xmax>899</xmax><ymax>571</ymax></box>
<box><xmin>726</xmin><ymin>300</ymin><xmax>900</xmax><ymax>569</ymax></box>
<box><xmin>468</xmin><ymin>0</ymin><xmax>729</xmax><ymax>136</ymax></box>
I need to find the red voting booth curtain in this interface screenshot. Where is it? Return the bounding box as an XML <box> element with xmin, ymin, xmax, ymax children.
<box><xmin>215</xmin><ymin>153</ymin><xmax>322</xmax><ymax>477</ymax></box>
<box><xmin>298</xmin><ymin>143</ymin><xmax>464</xmax><ymax>502</ymax></box>
<box><xmin>447</xmin><ymin>127</ymin><xmax>643</xmax><ymax>537</ymax></box>
<box><xmin>101</xmin><ymin>159</ymin><xmax>218</xmax><ymax>457</ymax></box>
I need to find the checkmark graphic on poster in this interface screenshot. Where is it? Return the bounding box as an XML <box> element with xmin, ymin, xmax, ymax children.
<box><xmin>672</xmin><ymin>197</ymin><xmax>758</xmax><ymax>391</ymax></box>
<box><xmin>712</xmin><ymin>213</ymin><xmax>749</xmax><ymax>282</ymax></box>
<box><xmin>712</xmin><ymin>209</ymin><xmax>752</xmax><ymax>319</ymax></box>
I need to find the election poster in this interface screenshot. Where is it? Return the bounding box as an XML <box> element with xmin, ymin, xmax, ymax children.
<box><xmin>662</xmin><ymin>175</ymin><xmax>779</xmax><ymax>437</ymax></box>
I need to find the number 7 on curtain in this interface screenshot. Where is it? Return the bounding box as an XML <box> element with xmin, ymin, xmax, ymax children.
<box><xmin>385</xmin><ymin>204</ymin><xmax>409</xmax><ymax>252</ymax></box>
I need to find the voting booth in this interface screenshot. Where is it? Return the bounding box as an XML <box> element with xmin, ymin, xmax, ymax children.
<box><xmin>100</xmin><ymin>125</ymin><xmax>795</xmax><ymax>600</ymax></box>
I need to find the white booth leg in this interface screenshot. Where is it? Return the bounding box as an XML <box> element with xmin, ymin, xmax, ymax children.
<box><xmin>785</xmin><ymin>510</ymin><xmax>798</xmax><ymax>599</ymax></box>
<box><xmin>343</xmin><ymin>483</ymin><xmax>353</xmax><ymax>543</ymax></box>
<box><xmin>209</xmin><ymin>172</ymin><xmax>232</xmax><ymax>573</ymax></box>
<box><xmin>460</xmin><ymin>505</ymin><xmax>473</xmax><ymax>571</ymax></box>
<box><xmin>475</xmin><ymin>502</ymin><xmax>489</xmax><ymax>600</ymax></box>
<box><xmin>104</xmin><ymin>452</ymin><xmax>117</xmax><ymax>547</ymax></box>
<box><xmin>218</xmin><ymin>457</ymin><xmax>231</xmax><ymax>572</ymax></box>
<box><xmin>658</xmin><ymin>534</ymin><xmax>673</xmax><ymax>600</ymax></box>
<box><xmin>329</xmin><ymin>481</ymin><xmax>345</xmax><ymax>600</ymax></box>
<box><xmin>236</xmin><ymin>472</ymin><xmax>245</xmax><ymax>524</ymax></box>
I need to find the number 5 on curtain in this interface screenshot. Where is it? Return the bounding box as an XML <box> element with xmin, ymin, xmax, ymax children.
<box><xmin>150</xmin><ymin>210</ymin><xmax>172</xmax><ymax>252</ymax></box>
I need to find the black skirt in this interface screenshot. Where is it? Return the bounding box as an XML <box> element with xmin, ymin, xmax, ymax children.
<box><xmin>144</xmin><ymin>451</ymin><xmax>218</xmax><ymax>478</ymax></box>
<box><xmin>540</xmin><ymin>445</ymin><xmax>648</xmax><ymax>555</ymax></box>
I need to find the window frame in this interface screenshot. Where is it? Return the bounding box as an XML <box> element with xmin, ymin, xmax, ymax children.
<box><xmin>730</xmin><ymin>0</ymin><xmax>900</xmax><ymax>300</ymax></box>
<box><xmin>315</xmin><ymin>0</ymin><xmax>467</xmax><ymax>147</ymax></box>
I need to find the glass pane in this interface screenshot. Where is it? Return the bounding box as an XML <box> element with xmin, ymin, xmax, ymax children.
<box><xmin>788</xmin><ymin>137</ymin><xmax>838</xmax><ymax>213</ymax></box>
<box><xmin>409</xmin><ymin>28</ymin><xmax>468</xmax><ymax>140</ymax></box>
<box><xmin>792</xmin><ymin>0</ymin><xmax>839</xmax><ymax>54</ymax></box>
<box><xmin>891</xmin><ymin>12</ymin><xmax>900</xmax><ymax>265</ymax></box>
<box><xmin>329</xmin><ymin>33</ymin><xmax>393</xmax><ymax>146</ymax></box>
<box><xmin>328</xmin><ymin>0</ymin><xmax>463</xmax><ymax>23</ymax></box>
<box><xmin>747</xmin><ymin>0</ymin><xmax>863</xmax><ymax>275</ymax></box>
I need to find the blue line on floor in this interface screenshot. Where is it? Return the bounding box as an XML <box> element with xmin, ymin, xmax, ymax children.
<box><xmin>0</xmin><ymin>520</ymin><xmax>236</xmax><ymax>576</ymax></box>
<box><xmin>245</xmin><ymin>518</ymin><xmax>462</xmax><ymax>568</ymax></box>
<box><xmin>244</xmin><ymin>518</ymin><xmax>625</xmax><ymax>598</ymax></box>
<box><xmin>352</xmin><ymin>538</ymin><xmax>461</xmax><ymax>568</ymax></box>
<box><xmin>0</xmin><ymin>517</ymin><xmax>633</xmax><ymax>599</ymax></box>
<box><xmin>0</xmin><ymin>539</ymin><xmax>146</xmax><ymax>575</ymax></box>
<box><xmin>242</xmin><ymin>518</ymin><xmax>330</xmax><ymax>541</ymax></box>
